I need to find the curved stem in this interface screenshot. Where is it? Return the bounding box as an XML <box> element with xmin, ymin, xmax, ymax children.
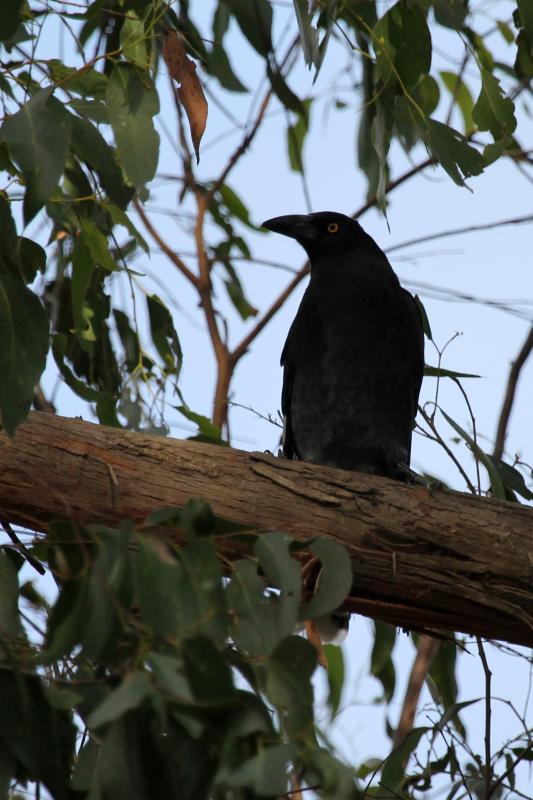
<box><xmin>493</xmin><ymin>325</ymin><xmax>533</xmax><ymax>462</ymax></box>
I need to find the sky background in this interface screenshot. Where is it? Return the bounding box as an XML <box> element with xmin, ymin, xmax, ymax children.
<box><xmin>20</xmin><ymin>0</ymin><xmax>533</xmax><ymax>791</ymax></box>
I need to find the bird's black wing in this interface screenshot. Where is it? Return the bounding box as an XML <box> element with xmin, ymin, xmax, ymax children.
<box><xmin>401</xmin><ymin>288</ymin><xmax>426</xmax><ymax>459</ymax></box>
<box><xmin>280</xmin><ymin>342</ymin><xmax>297</xmax><ymax>460</ymax></box>
<box><xmin>280</xmin><ymin>291</ymin><xmax>323</xmax><ymax>461</ymax></box>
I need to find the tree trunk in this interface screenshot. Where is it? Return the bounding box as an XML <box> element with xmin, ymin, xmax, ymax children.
<box><xmin>2</xmin><ymin>412</ymin><xmax>533</xmax><ymax>646</ymax></box>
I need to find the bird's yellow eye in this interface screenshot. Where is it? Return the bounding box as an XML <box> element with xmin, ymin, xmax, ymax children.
<box><xmin>327</xmin><ymin>222</ymin><xmax>339</xmax><ymax>234</ymax></box>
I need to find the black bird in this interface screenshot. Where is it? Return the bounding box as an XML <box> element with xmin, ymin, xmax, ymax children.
<box><xmin>262</xmin><ymin>212</ymin><xmax>425</xmax><ymax>641</ymax></box>
<box><xmin>263</xmin><ymin>211</ymin><xmax>424</xmax><ymax>481</ymax></box>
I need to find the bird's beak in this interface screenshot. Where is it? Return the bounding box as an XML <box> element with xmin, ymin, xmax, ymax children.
<box><xmin>261</xmin><ymin>215</ymin><xmax>318</xmax><ymax>241</ymax></box>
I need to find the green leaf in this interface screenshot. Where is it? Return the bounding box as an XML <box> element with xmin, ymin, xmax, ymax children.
<box><xmin>287</xmin><ymin>99</ymin><xmax>311</xmax><ymax>173</ymax></box>
<box><xmin>440</xmin><ymin>408</ymin><xmax>506</xmax><ymax>497</ymax></box>
<box><xmin>381</xmin><ymin>727</ymin><xmax>429</xmax><ymax>791</ymax></box>
<box><xmin>496</xmin><ymin>20</ymin><xmax>514</xmax><ymax>45</ymax></box>
<box><xmin>374</xmin><ymin>2</ymin><xmax>432</xmax><ymax>89</ymax></box>
<box><xmin>219</xmin><ymin>183</ymin><xmax>255</xmax><ymax>228</ymax></box>
<box><xmin>147</xmin><ymin>294</ymin><xmax>182</xmax><ymax>374</ymax></box>
<box><xmin>206</xmin><ymin>43</ymin><xmax>248</xmax><ymax>93</ymax></box>
<box><xmin>1</xmin><ymin>87</ymin><xmax>72</xmax><ymax>224</ymax></box>
<box><xmin>473</xmin><ymin>68</ymin><xmax>516</xmax><ymax>141</ymax></box>
<box><xmin>81</xmin><ymin>526</ymin><xmax>132</xmax><ymax>660</ymax></box>
<box><xmin>0</xmin><ymin>552</ymin><xmax>24</xmax><ymax>637</ymax></box>
<box><xmin>266</xmin><ymin>635</ymin><xmax>317</xmax><ymax>741</ymax></box>
<box><xmin>51</xmin><ymin>332</ymin><xmax>102</xmax><ymax>403</ymax></box>
<box><xmin>67</xmin><ymin>98</ymin><xmax>109</xmax><ymax>124</ymax></box>
<box><xmin>224</xmin><ymin>743</ymin><xmax>297</xmax><ymax>795</ymax></box>
<box><xmin>223</xmin><ymin>0</ymin><xmax>273</xmax><ymax>56</ymax></box>
<box><xmin>370</xmin><ymin>94</ymin><xmax>394</xmax><ymax>212</ymax></box>
<box><xmin>147</xmin><ymin>652</ymin><xmax>193</xmax><ymax>701</ymax></box>
<box><xmin>106</xmin><ymin>63</ymin><xmax>160</xmax><ymax>190</ymax></box>
<box><xmin>433</xmin><ymin>0</ymin><xmax>468</xmax><ymax>30</ymax></box>
<box><xmin>47</xmin><ymin>59</ymin><xmax>107</xmax><ymax>99</ymax></box>
<box><xmin>177</xmin><ymin>404</ymin><xmax>225</xmax><ymax>445</ymax></box>
<box><xmin>88</xmin><ymin>672</ymin><xmax>152</xmax><ymax>729</ymax></box>
<box><xmin>107</xmin><ymin>204</ymin><xmax>149</xmax><ymax>252</ymax></box>
<box><xmin>426</xmin><ymin>119</ymin><xmax>485</xmax><ymax>186</ymax></box>
<box><xmin>70</xmin><ymin>115</ymin><xmax>133</xmax><ymax>209</ymax></box>
<box><xmin>517</xmin><ymin>0</ymin><xmax>533</xmax><ymax>51</ymax></box>
<box><xmin>414</xmin><ymin>294</ymin><xmax>432</xmax><ymax>340</ymax></box>
<box><xmin>424</xmin><ymin>366</ymin><xmax>480</xmax><ymax>379</ymax></box>
<box><xmin>440</xmin><ymin>70</ymin><xmax>474</xmax><ymax>134</ymax></box>
<box><xmin>0</xmin><ymin>0</ymin><xmax>24</xmax><ymax>42</ymax></box>
<box><xmin>427</xmin><ymin>633</ymin><xmax>463</xmax><ymax>734</ymax></box>
<box><xmin>293</xmin><ymin>0</ymin><xmax>319</xmax><ymax>68</ymax></box>
<box><xmin>178</xmin><ymin>537</ymin><xmax>228</xmax><ymax>640</ymax></box>
<box><xmin>299</xmin><ymin>538</ymin><xmax>352</xmax><ymax>621</ymax></box>
<box><xmin>254</xmin><ymin>532</ymin><xmax>300</xmax><ymax>634</ymax></box>
<box><xmin>266</xmin><ymin>62</ymin><xmax>305</xmax><ymax>115</ymax></box>
<box><xmin>18</xmin><ymin>237</ymin><xmax>46</xmax><ymax>283</ymax></box>
<box><xmin>80</xmin><ymin>218</ymin><xmax>117</xmax><ymax>271</ymax></box>
<box><xmin>120</xmin><ymin>12</ymin><xmax>148</xmax><ymax>68</ymax></box>
<box><xmin>134</xmin><ymin>536</ymin><xmax>184</xmax><ymax>637</ymax></box>
<box><xmin>0</xmin><ymin>275</ymin><xmax>49</xmax><ymax>435</ymax></box>
<box><xmin>227</xmin><ymin>559</ymin><xmax>286</xmax><ymax>656</ymax></box>
<box><xmin>515</xmin><ymin>30</ymin><xmax>533</xmax><ymax>79</ymax></box>
<box><xmin>495</xmin><ymin>460</ymin><xmax>533</xmax><ymax>502</ymax></box>
<box><xmin>71</xmin><ymin>237</ymin><xmax>95</xmax><ymax>340</ymax></box>
<box><xmin>222</xmin><ymin>260</ymin><xmax>258</xmax><ymax>321</ymax></box>
<box><xmin>324</xmin><ymin>644</ymin><xmax>345</xmax><ymax>717</ymax></box>
<box><xmin>0</xmin><ymin>672</ymin><xmax>77</xmax><ymax>798</ymax></box>
<box><xmin>371</xmin><ymin>621</ymin><xmax>396</xmax><ymax>702</ymax></box>
<box><xmin>182</xmin><ymin>635</ymin><xmax>235</xmax><ymax>703</ymax></box>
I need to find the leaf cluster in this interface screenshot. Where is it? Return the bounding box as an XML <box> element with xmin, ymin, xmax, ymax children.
<box><xmin>0</xmin><ymin>501</ymin><xmax>359</xmax><ymax>799</ymax></box>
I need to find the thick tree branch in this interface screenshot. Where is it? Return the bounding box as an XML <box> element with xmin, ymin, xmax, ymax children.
<box><xmin>2</xmin><ymin>413</ymin><xmax>533</xmax><ymax>648</ymax></box>
<box><xmin>493</xmin><ymin>325</ymin><xmax>533</xmax><ymax>462</ymax></box>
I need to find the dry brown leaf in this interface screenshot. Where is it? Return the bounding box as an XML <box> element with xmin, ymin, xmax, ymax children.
<box><xmin>162</xmin><ymin>30</ymin><xmax>208</xmax><ymax>163</ymax></box>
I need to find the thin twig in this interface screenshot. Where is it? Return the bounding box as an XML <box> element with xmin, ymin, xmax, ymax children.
<box><xmin>418</xmin><ymin>406</ymin><xmax>478</xmax><ymax>494</ymax></box>
<box><xmin>476</xmin><ymin>637</ymin><xmax>492</xmax><ymax>800</ymax></box>
<box><xmin>133</xmin><ymin>197</ymin><xmax>199</xmax><ymax>288</ymax></box>
<box><xmin>493</xmin><ymin>325</ymin><xmax>533</xmax><ymax>462</ymax></box>
<box><xmin>489</xmin><ymin>743</ymin><xmax>533</xmax><ymax>797</ymax></box>
<box><xmin>1</xmin><ymin>520</ymin><xmax>46</xmax><ymax>575</ymax></box>
<box><xmin>393</xmin><ymin>635</ymin><xmax>440</xmax><ymax>750</ymax></box>
<box><xmin>387</xmin><ymin>213</ymin><xmax>533</xmax><ymax>255</ymax></box>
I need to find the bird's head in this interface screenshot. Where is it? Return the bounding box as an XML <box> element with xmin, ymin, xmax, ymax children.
<box><xmin>261</xmin><ymin>212</ymin><xmax>368</xmax><ymax>260</ymax></box>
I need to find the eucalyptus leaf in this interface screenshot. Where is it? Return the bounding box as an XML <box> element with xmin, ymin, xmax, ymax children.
<box><xmin>1</xmin><ymin>87</ymin><xmax>71</xmax><ymax>224</ymax></box>
<box><xmin>88</xmin><ymin>672</ymin><xmax>152</xmax><ymax>729</ymax></box>
<box><xmin>106</xmin><ymin>63</ymin><xmax>160</xmax><ymax>190</ymax></box>
<box><xmin>0</xmin><ymin>275</ymin><xmax>49</xmax><ymax>435</ymax></box>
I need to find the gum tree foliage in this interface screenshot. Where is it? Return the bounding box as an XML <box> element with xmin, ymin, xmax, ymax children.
<box><xmin>0</xmin><ymin>1</ymin><xmax>533</xmax><ymax>798</ymax></box>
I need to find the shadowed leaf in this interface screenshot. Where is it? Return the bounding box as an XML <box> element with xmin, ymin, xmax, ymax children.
<box><xmin>1</xmin><ymin>88</ymin><xmax>71</xmax><ymax>224</ymax></box>
<box><xmin>106</xmin><ymin>63</ymin><xmax>160</xmax><ymax>190</ymax></box>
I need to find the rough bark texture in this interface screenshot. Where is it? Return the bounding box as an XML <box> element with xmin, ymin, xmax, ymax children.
<box><xmin>2</xmin><ymin>412</ymin><xmax>533</xmax><ymax>646</ymax></box>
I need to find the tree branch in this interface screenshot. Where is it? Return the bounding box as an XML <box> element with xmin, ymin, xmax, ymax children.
<box><xmin>386</xmin><ymin>213</ymin><xmax>533</xmax><ymax>255</ymax></box>
<box><xmin>4</xmin><ymin>413</ymin><xmax>533</xmax><ymax>648</ymax></box>
<box><xmin>134</xmin><ymin>197</ymin><xmax>200</xmax><ymax>288</ymax></box>
<box><xmin>393</xmin><ymin>635</ymin><xmax>440</xmax><ymax>749</ymax></box>
<box><xmin>493</xmin><ymin>325</ymin><xmax>533</xmax><ymax>462</ymax></box>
